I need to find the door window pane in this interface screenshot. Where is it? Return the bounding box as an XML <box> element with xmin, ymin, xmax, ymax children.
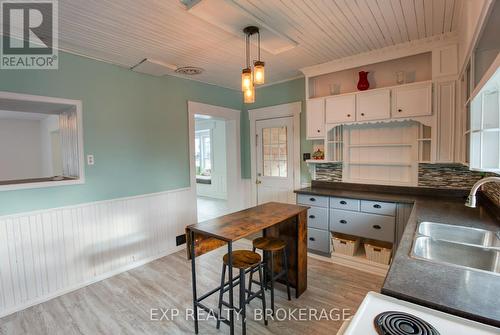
<box><xmin>262</xmin><ymin>126</ymin><xmax>287</xmax><ymax>177</ymax></box>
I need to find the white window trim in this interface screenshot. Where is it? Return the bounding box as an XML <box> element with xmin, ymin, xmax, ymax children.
<box><xmin>195</xmin><ymin>128</ymin><xmax>214</xmax><ymax>177</ymax></box>
<box><xmin>0</xmin><ymin>91</ymin><xmax>85</xmax><ymax>192</ymax></box>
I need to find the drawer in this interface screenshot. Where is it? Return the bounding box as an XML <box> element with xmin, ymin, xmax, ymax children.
<box><xmin>307</xmin><ymin>228</ymin><xmax>330</xmax><ymax>254</ymax></box>
<box><xmin>330</xmin><ymin>197</ymin><xmax>360</xmax><ymax>211</ymax></box>
<box><xmin>297</xmin><ymin>194</ymin><xmax>329</xmax><ymax>208</ymax></box>
<box><xmin>361</xmin><ymin>200</ymin><xmax>396</xmax><ymax>216</ymax></box>
<box><xmin>330</xmin><ymin>209</ymin><xmax>395</xmax><ymax>242</ymax></box>
<box><xmin>307</xmin><ymin>207</ymin><xmax>329</xmax><ymax>230</ymax></box>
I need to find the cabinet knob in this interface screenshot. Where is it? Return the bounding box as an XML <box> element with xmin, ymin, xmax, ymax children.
<box><xmin>309</xmin><ymin>237</ymin><xmax>316</xmax><ymax>242</ymax></box>
<box><xmin>309</xmin><ymin>215</ymin><xmax>316</xmax><ymax>219</ymax></box>
<box><xmin>340</xmin><ymin>220</ymin><xmax>347</xmax><ymax>224</ymax></box>
<box><xmin>373</xmin><ymin>225</ymin><xmax>382</xmax><ymax>230</ymax></box>
<box><xmin>317</xmin><ymin>129</ymin><xmax>321</xmax><ymax>133</ymax></box>
<box><xmin>340</xmin><ymin>200</ymin><xmax>347</xmax><ymax>205</ymax></box>
<box><xmin>309</xmin><ymin>197</ymin><xmax>316</xmax><ymax>202</ymax></box>
<box><xmin>361</xmin><ymin>113</ymin><xmax>365</xmax><ymax>116</ymax></box>
<box><xmin>373</xmin><ymin>204</ymin><xmax>381</xmax><ymax>209</ymax></box>
<box><xmin>398</xmin><ymin>108</ymin><xmax>402</xmax><ymax>112</ymax></box>
<box><xmin>347</xmin><ymin>114</ymin><xmax>351</xmax><ymax>117</ymax></box>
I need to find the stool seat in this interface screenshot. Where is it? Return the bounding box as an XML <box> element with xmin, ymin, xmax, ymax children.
<box><xmin>222</xmin><ymin>250</ymin><xmax>261</xmax><ymax>269</ymax></box>
<box><xmin>252</xmin><ymin>237</ymin><xmax>286</xmax><ymax>252</ymax></box>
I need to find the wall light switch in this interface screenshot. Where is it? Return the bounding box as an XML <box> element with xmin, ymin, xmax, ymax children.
<box><xmin>87</xmin><ymin>154</ymin><xmax>95</xmax><ymax>166</ymax></box>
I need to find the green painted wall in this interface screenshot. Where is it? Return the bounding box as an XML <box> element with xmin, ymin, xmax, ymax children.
<box><xmin>0</xmin><ymin>52</ymin><xmax>243</xmax><ymax>215</ymax></box>
<box><xmin>241</xmin><ymin>78</ymin><xmax>312</xmax><ymax>184</ymax></box>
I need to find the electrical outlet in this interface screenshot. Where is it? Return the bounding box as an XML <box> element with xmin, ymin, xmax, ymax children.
<box><xmin>87</xmin><ymin>154</ymin><xmax>95</xmax><ymax>166</ymax></box>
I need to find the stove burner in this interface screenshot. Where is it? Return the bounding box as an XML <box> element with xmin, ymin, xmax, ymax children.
<box><xmin>374</xmin><ymin>311</ymin><xmax>440</xmax><ymax>335</ymax></box>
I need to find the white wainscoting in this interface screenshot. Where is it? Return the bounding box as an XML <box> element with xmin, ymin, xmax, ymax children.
<box><xmin>0</xmin><ymin>187</ymin><xmax>196</xmax><ymax>318</ymax></box>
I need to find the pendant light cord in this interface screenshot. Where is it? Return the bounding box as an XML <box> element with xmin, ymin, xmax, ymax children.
<box><xmin>257</xmin><ymin>31</ymin><xmax>261</xmax><ymax>61</ymax></box>
<box><xmin>245</xmin><ymin>33</ymin><xmax>250</xmax><ymax>69</ymax></box>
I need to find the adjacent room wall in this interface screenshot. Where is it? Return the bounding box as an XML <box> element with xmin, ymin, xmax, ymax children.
<box><xmin>0</xmin><ymin>51</ymin><xmax>243</xmax><ymax>215</ymax></box>
<box><xmin>0</xmin><ymin>118</ymin><xmax>43</xmax><ymax>180</ymax></box>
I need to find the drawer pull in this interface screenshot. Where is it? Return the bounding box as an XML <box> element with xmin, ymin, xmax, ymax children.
<box><xmin>309</xmin><ymin>197</ymin><xmax>316</xmax><ymax>202</ymax></box>
<box><xmin>309</xmin><ymin>215</ymin><xmax>316</xmax><ymax>219</ymax></box>
<box><xmin>340</xmin><ymin>200</ymin><xmax>347</xmax><ymax>205</ymax></box>
<box><xmin>340</xmin><ymin>220</ymin><xmax>347</xmax><ymax>224</ymax></box>
<box><xmin>373</xmin><ymin>204</ymin><xmax>382</xmax><ymax>209</ymax></box>
<box><xmin>373</xmin><ymin>225</ymin><xmax>382</xmax><ymax>230</ymax></box>
<box><xmin>309</xmin><ymin>237</ymin><xmax>316</xmax><ymax>242</ymax></box>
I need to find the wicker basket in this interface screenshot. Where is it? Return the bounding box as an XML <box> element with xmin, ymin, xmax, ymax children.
<box><xmin>331</xmin><ymin>233</ymin><xmax>361</xmax><ymax>256</ymax></box>
<box><xmin>364</xmin><ymin>240</ymin><xmax>392</xmax><ymax>265</ymax></box>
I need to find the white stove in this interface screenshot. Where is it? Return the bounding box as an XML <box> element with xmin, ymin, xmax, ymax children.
<box><xmin>341</xmin><ymin>292</ymin><xmax>499</xmax><ymax>335</ymax></box>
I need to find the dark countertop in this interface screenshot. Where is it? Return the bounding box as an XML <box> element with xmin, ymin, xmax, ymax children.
<box><xmin>295</xmin><ymin>183</ymin><xmax>500</xmax><ymax>327</ymax></box>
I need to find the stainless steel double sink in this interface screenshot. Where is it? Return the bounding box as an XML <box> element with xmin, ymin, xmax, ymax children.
<box><xmin>411</xmin><ymin>222</ymin><xmax>500</xmax><ymax>275</ymax></box>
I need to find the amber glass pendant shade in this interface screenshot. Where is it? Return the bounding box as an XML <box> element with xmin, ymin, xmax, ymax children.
<box><xmin>241</xmin><ymin>68</ymin><xmax>252</xmax><ymax>92</ymax></box>
<box><xmin>253</xmin><ymin>61</ymin><xmax>265</xmax><ymax>85</ymax></box>
<box><xmin>244</xmin><ymin>85</ymin><xmax>255</xmax><ymax>104</ymax></box>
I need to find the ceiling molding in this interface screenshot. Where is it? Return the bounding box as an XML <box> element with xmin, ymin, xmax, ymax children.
<box><xmin>300</xmin><ymin>33</ymin><xmax>459</xmax><ymax>78</ymax></box>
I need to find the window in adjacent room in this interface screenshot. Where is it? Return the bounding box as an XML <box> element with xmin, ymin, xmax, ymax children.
<box><xmin>195</xmin><ymin>129</ymin><xmax>213</xmax><ymax>184</ymax></box>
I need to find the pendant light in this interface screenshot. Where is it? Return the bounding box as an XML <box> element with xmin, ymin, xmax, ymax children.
<box><xmin>241</xmin><ymin>26</ymin><xmax>266</xmax><ymax>103</ymax></box>
<box><xmin>253</xmin><ymin>31</ymin><xmax>265</xmax><ymax>85</ymax></box>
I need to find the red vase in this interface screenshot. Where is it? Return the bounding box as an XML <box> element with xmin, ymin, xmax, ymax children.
<box><xmin>357</xmin><ymin>71</ymin><xmax>370</xmax><ymax>91</ymax></box>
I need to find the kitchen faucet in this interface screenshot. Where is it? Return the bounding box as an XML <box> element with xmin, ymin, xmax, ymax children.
<box><xmin>465</xmin><ymin>176</ymin><xmax>500</xmax><ymax>208</ymax></box>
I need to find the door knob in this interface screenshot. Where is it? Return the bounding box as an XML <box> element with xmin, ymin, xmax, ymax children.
<box><xmin>256</xmin><ymin>180</ymin><xmax>262</xmax><ymax>184</ymax></box>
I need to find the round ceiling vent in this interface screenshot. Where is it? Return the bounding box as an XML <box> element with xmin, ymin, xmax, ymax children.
<box><xmin>175</xmin><ymin>66</ymin><xmax>204</xmax><ymax>75</ymax></box>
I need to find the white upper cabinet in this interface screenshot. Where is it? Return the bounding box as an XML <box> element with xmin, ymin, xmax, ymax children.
<box><xmin>432</xmin><ymin>45</ymin><xmax>458</xmax><ymax>79</ymax></box>
<box><xmin>392</xmin><ymin>82</ymin><xmax>432</xmax><ymax>118</ymax></box>
<box><xmin>435</xmin><ymin>81</ymin><xmax>456</xmax><ymax>163</ymax></box>
<box><xmin>356</xmin><ymin>89</ymin><xmax>391</xmax><ymax>122</ymax></box>
<box><xmin>469</xmin><ymin>60</ymin><xmax>500</xmax><ymax>172</ymax></box>
<box><xmin>306</xmin><ymin>99</ymin><xmax>325</xmax><ymax>139</ymax></box>
<box><xmin>325</xmin><ymin>94</ymin><xmax>356</xmax><ymax>124</ymax></box>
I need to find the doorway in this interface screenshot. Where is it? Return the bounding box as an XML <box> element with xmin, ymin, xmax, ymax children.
<box><xmin>249</xmin><ymin>102</ymin><xmax>302</xmax><ymax>206</ymax></box>
<box><xmin>256</xmin><ymin>117</ymin><xmax>295</xmax><ymax>204</ymax></box>
<box><xmin>188</xmin><ymin>101</ymin><xmax>243</xmax><ymax>222</ymax></box>
<box><xmin>194</xmin><ymin>116</ymin><xmax>230</xmax><ymax>221</ymax></box>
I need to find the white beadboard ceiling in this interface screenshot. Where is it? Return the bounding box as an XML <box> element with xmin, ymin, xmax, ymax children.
<box><xmin>56</xmin><ymin>0</ymin><xmax>462</xmax><ymax>89</ymax></box>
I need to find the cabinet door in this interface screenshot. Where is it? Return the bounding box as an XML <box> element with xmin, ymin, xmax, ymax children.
<box><xmin>325</xmin><ymin>94</ymin><xmax>356</xmax><ymax>124</ymax></box>
<box><xmin>392</xmin><ymin>83</ymin><xmax>432</xmax><ymax>118</ymax></box>
<box><xmin>356</xmin><ymin>89</ymin><xmax>391</xmax><ymax>121</ymax></box>
<box><xmin>306</xmin><ymin>99</ymin><xmax>325</xmax><ymax>139</ymax></box>
<box><xmin>436</xmin><ymin>81</ymin><xmax>456</xmax><ymax>163</ymax></box>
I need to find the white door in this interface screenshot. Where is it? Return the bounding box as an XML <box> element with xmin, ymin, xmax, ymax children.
<box><xmin>256</xmin><ymin>117</ymin><xmax>295</xmax><ymax>204</ymax></box>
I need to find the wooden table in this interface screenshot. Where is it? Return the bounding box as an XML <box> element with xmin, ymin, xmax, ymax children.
<box><xmin>186</xmin><ymin>202</ymin><xmax>309</xmax><ymax>335</ymax></box>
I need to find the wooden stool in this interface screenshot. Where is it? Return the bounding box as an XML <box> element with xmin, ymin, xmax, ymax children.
<box><xmin>216</xmin><ymin>250</ymin><xmax>267</xmax><ymax>333</ymax></box>
<box><xmin>252</xmin><ymin>237</ymin><xmax>291</xmax><ymax>314</ymax></box>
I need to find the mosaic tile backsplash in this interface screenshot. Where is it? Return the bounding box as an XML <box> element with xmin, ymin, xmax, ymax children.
<box><xmin>312</xmin><ymin>163</ymin><xmax>500</xmax><ymax>206</ymax></box>
<box><xmin>314</xmin><ymin>163</ymin><xmax>342</xmax><ymax>182</ymax></box>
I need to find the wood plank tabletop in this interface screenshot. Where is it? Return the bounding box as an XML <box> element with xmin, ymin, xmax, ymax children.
<box><xmin>187</xmin><ymin>202</ymin><xmax>309</xmax><ymax>242</ymax></box>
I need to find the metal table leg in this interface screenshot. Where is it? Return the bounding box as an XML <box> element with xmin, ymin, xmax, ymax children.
<box><xmin>227</xmin><ymin>241</ymin><xmax>234</xmax><ymax>335</ymax></box>
<box><xmin>190</xmin><ymin>230</ymin><xmax>199</xmax><ymax>334</ymax></box>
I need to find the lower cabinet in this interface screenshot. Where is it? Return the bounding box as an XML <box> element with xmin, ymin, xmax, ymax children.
<box><xmin>307</xmin><ymin>228</ymin><xmax>330</xmax><ymax>254</ymax></box>
<box><xmin>330</xmin><ymin>209</ymin><xmax>395</xmax><ymax>242</ymax></box>
<box><xmin>298</xmin><ymin>194</ymin><xmax>399</xmax><ymax>255</ymax></box>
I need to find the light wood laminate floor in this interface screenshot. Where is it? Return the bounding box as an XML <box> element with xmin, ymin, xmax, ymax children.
<box><xmin>0</xmin><ymin>240</ymin><xmax>384</xmax><ymax>335</ymax></box>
